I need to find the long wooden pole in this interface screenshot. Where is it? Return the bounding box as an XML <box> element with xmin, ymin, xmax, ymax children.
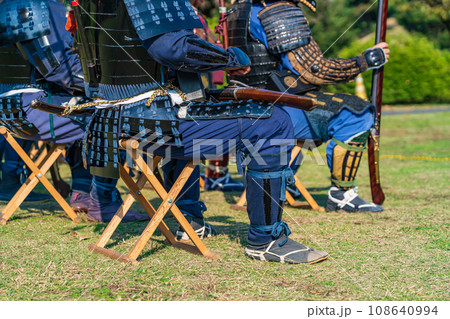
<box><xmin>368</xmin><ymin>0</ymin><xmax>389</xmax><ymax>205</ymax></box>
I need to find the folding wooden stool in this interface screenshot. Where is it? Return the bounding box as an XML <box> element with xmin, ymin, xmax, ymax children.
<box><xmin>0</xmin><ymin>126</ymin><xmax>80</xmax><ymax>225</ymax></box>
<box><xmin>230</xmin><ymin>143</ymin><xmax>325</xmax><ymax>212</ymax></box>
<box><xmin>89</xmin><ymin>139</ymin><xmax>219</xmax><ymax>264</ymax></box>
<box><xmin>29</xmin><ymin>141</ymin><xmax>71</xmax><ymax>198</ymax></box>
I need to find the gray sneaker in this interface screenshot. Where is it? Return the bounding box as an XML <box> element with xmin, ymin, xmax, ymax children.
<box><xmin>327</xmin><ymin>186</ymin><xmax>384</xmax><ymax>213</ymax></box>
<box><xmin>245</xmin><ymin>235</ymin><xmax>328</xmax><ymax>264</ymax></box>
<box><xmin>176</xmin><ymin>216</ymin><xmax>217</xmax><ymax>242</ymax></box>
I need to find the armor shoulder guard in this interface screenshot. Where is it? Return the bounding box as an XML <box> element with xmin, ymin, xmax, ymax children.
<box><xmin>0</xmin><ymin>0</ymin><xmax>51</xmax><ymax>46</ymax></box>
<box><xmin>123</xmin><ymin>0</ymin><xmax>203</xmax><ymax>41</ymax></box>
<box><xmin>258</xmin><ymin>1</ymin><xmax>311</xmax><ymax>55</ymax></box>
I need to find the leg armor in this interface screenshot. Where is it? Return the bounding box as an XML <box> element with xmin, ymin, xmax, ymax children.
<box><xmin>245</xmin><ymin>169</ymin><xmax>289</xmax><ymax>245</ymax></box>
<box><xmin>245</xmin><ymin>167</ymin><xmax>328</xmax><ymax>264</ymax></box>
<box><xmin>331</xmin><ymin>131</ymin><xmax>369</xmax><ymax>190</ymax></box>
<box><xmin>66</xmin><ymin>139</ymin><xmax>92</xmax><ymax>194</ymax></box>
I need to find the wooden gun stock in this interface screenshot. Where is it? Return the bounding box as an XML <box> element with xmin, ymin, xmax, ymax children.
<box><xmin>206</xmin><ymin>87</ymin><xmax>317</xmax><ymax>111</ymax></box>
<box><xmin>368</xmin><ymin>131</ymin><xmax>385</xmax><ymax>204</ymax></box>
<box><xmin>30</xmin><ymin>99</ymin><xmax>95</xmax><ymax>116</ymax></box>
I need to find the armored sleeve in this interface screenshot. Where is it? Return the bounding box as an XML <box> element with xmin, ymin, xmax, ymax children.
<box><xmin>144</xmin><ymin>30</ymin><xmax>250</xmax><ymax>72</ymax></box>
<box><xmin>9</xmin><ymin>0</ymin><xmax>84</xmax><ymax>92</ymax></box>
<box><xmin>287</xmin><ymin>38</ymin><xmax>369</xmax><ymax>85</ymax></box>
<box><xmin>253</xmin><ymin>1</ymin><xmax>367</xmax><ymax>85</ymax></box>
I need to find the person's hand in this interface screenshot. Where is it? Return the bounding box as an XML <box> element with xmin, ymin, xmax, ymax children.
<box><xmin>225</xmin><ymin>66</ymin><xmax>251</xmax><ymax>76</ymax></box>
<box><xmin>372</xmin><ymin>42</ymin><xmax>390</xmax><ymax>62</ymax></box>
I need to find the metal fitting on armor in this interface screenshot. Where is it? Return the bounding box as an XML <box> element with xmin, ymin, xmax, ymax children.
<box><xmin>177</xmin><ymin>100</ymin><xmax>273</xmax><ymax>120</ymax></box>
<box><xmin>363</xmin><ymin>47</ymin><xmax>387</xmax><ymax>70</ymax></box>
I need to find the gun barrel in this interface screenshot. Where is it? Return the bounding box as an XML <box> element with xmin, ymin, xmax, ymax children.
<box><xmin>207</xmin><ymin>88</ymin><xmax>317</xmax><ymax>111</ymax></box>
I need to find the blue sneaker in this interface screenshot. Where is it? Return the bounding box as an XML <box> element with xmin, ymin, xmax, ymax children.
<box><xmin>176</xmin><ymin>216</ymin><xmax>217</xmax><ymax>242</ymax></box>
<box><xmin>245</xmin><ymin>235</ymin><xmax>328</xmax><ymax>264</ymax></box>
<box><xmin>327</xmin><ymin>186</ymin><xmax>384</xmax><ymax>213</ymax></box>
<box><xmin>203</xmin><ymin>173</ymin><xmax>245</xmax><ymax>192</ymax></box>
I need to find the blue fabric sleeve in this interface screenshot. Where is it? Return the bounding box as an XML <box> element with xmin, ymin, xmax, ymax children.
<box><xmin>249</xmin><ymin>4</ymin><xmax>269</xmax><ymax>47</ymax></box>
<box><xmin>143</xmin><ymin>30</ymin><xmax>245</xmax><ymax>72</ymax></box>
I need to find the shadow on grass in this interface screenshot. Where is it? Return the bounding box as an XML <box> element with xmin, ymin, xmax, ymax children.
<box><xmin>2</xmin><ymin>202</ymin><xmax>78</xmax><ymax>223</ymax></box>
<box><xmin>207</xmin><ymin>215</ymin><xmax>249</xmax><ymax>246</ymax></box>
<box><xmin>221</xmin><ymin>191</ymin><xmax>329</xmax><ymax>210</ymax></box>
<box><xmin>137</xmin><ymin>238</ymin><xmax>168</xmax><ymax>261</ymax></box>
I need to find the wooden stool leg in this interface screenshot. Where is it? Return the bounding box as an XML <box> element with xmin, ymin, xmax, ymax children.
<box><xmin>90</xmin><ymin>141</ymin><xmax>219</xmax><ymax>263</ymax></box>
<box><xmin>0</xmin><ymin>141</ymin><xmax>58</xmax><ymax>224</ymax></box>
<box><xmin>285</xmin><ymin>191</ymin><xmax>312</xmax><ymax>209</ymax></box>
<box><xmin>199</xmin><ymin>176</ymin><xmax>205</xmax><ymax>188</ymax></box>
<box><xmin>0</xmin><ymin>131</ymin><xmax>79</xmax><ymax>224</ymax></box>
<box><xmin>293</xmin><ymin>176</ymin><xmax>325</xmax><ymax>212</ymax></box>
<box><xmin>36</xmin><ymin>144</ymin><xmax>80</xmax><ymax>221</ymax></box>
<box><xmin>0</xmin><ymin>145</ymin><xmax>50</xmax><ymax>224</ymax></box>
<box><xmin>89</xmin><ymin>162</ymin><xmax>186</xmax><ymax>262</ymax></box>
<box><xmin>131</xmin><ymin>155</ymin><xmax>218</xmax><ymax>260</ymax></box>
<box><xmin>119</xmin><ymin>167</ymin><xmax>177</xmax><ymax>245</ymax></box>
<box><xmin>93</xmin><ymin>166</ymin><xmax>177</xmax><ymax>249</ymax></box>
<box><xmin>0</xmin><ymin>176</ymin><xmax>41</xmax><ymax>224</ymax></box>
<box><xmin>127</xmin><ymin>160</ymin><xmax>195</xmax><ymax>260</ymax></box>
<box><xmin>229</xmin><ymin>189</ymin><xmax>247</xmax><ymax>211</ymax></box>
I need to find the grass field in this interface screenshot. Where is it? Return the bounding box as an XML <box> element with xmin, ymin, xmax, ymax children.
<box><xmin>0</xmin><ymin>108</ymin><xmax>448</xmax><ymax>301</ymax></box>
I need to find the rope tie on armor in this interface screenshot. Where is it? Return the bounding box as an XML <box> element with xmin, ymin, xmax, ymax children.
<box><xmin>144</xmin><ymin>83</ymin><xmax>187</xmax><ymax>107</ymax></box>
<box><xmin>332</xmin><ymin>179</ymin><xmax>358</xmax><ymax>188</ymax></box>
<box><xmin>214</xmin><ymin>15</ymin><xmax>226</xmax><ymax>38</ymax></box>
<box><xmin>247</xmin><ymin>167</ymin><xmax>295</xmax><ymax>201</ymax></box>
<box><xmin>252</xmin><ymin>221</ymin><xmax>292</xmax><ymax>246</ymax></box>
<box><xmin>61</xmin><ymin>82</ymin><xmax>187</xmax><ymax>116</ymax></box>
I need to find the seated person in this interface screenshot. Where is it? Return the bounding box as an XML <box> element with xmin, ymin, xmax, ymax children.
<box><xmin>59</xmin><ymin>0</ymin><xmax>329</xmax><ymax>264</ymax></box>
<box><xmin>0</xmin><ymin>0</ymin><xmax>149</xmax><ymax>222</ymax></box>
<box><xmin>228</xmin><ymin>0</ymin><xmax>390</xmax><ymax>212</ymax></box>
<box><xmin>190</xmin><ymin>0</ymin><xmax>245</xmax><ymax>192</ymax></box>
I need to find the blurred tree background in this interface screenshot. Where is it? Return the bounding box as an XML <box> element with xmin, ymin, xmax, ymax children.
<box><xmin>200</xmin><ymin>0</ymin><xmax>450</xmax><ymax>104</ymax></box>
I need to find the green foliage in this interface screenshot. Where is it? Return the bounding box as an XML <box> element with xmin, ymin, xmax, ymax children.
<box><xmin>325</xmin><ymin>31</ymin><xmax>450</xmax><ymax>104</ymax></box>
<box><xmin>391</xmin><ymin>0</ymin><xmax>450</xmax><ymax>49</ymax></box>
<box><xmin>307</xmin><ymin>0</ymin><xmax>377</xmax><ymax>56</ymax></box>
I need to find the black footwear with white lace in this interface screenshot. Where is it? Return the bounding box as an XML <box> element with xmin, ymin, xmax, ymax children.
<box><xmin>176</xmin><ymin>215</ymin><xmax>217</xmax><ymax>242</ymax></box>
<box><xmin>327</xmin><ymin>186</ymin><xmax>384</xmax><ymax>213</ymax></box>
<box><xmin>245</xmin><ymin>222</ymin><xmax>328</xmax><ymax>264</ymax></box>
